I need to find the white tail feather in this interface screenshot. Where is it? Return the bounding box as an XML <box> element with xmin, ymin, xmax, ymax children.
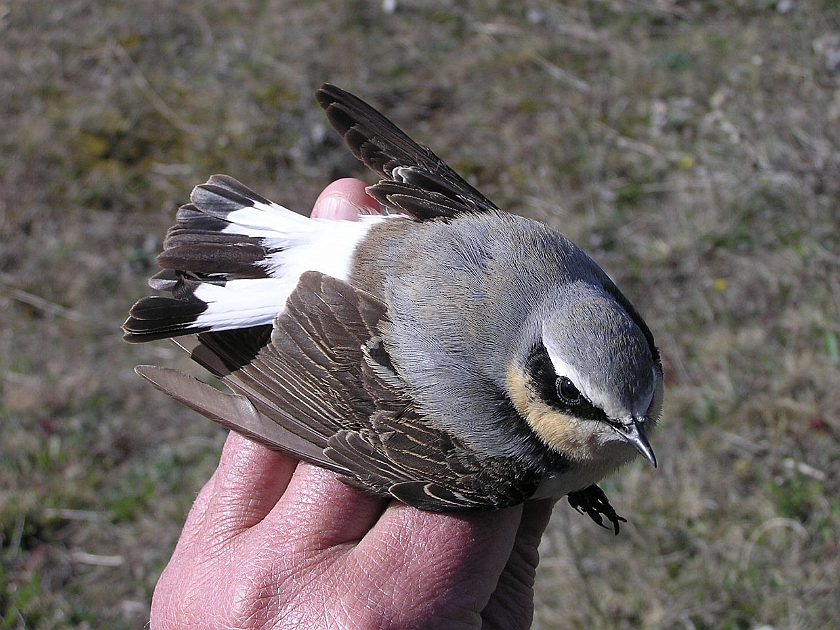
<box><xmin>195</xmin><ymin>214</ymin><xmax>397</xmax><ymax>332</ymax></box>
<box><xmin>125</xmin><ymin>174</ymin><xmax>402</xmax><ymax>340</ymax></box>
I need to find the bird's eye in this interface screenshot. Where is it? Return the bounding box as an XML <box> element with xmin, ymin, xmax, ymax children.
<box><xmin>556</xmin><ymin>377</ymin><xmax>581</xmax><ymax>404</ymax></box>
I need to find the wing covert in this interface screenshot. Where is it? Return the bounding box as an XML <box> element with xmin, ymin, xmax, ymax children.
<box><xmin>170</xmin><ymin>270</ymin><xmax>537</xmax><ymax>510</ymax></box>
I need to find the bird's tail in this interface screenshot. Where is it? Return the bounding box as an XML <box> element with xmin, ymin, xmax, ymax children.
<box><xmin>123</xmin><ymin>175</ymin><xmax>384</xmax><ymax>342</ymax></box>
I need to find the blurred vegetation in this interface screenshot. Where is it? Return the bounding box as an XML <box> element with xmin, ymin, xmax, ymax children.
<box><xmin>1</xmin><ymin>0</ymin><xmax>838</xmax><ymax>628</ymax></box>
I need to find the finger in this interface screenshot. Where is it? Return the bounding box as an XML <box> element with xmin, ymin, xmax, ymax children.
<box><xmin>481</xmin><ymin>499</ymin><xmax>556</xmax><ymax>630</ymax></box>
<box><xmin>199</xmin><ymin>432</ymin><xmax>299</xmax><ymax>540</ymax></box>
<box><xmin>312</xmin><ymin>178</ymin><xmax>380</xmax><ymax>220</ymax></box>
<box><xmin>515</xmin><ymin>498</ymin><xmax>555</xmax><ymax>545</ymax></box>
<box><xmin>359</xmin><ymin>503</ymin><xmax>524</xmax><ymax>611</ymax></box>
<box><xmin>152</xmin><ymin>434</ymin><xmax>296</xmax><ymax>624</ymax></box>
<box><xmin>257</xmin><ymin>462</ymin><xmax>388</xmax><ymax>548</ymax></box>
<box><xmin>169</xmin><ymin>458</ymin><xmax>219</xmax><ymax>551</ymax></box>
<box><xmin>499</xmin><ymin>499</ymin><xmax>555</xmax><ymax>588</ymax></box>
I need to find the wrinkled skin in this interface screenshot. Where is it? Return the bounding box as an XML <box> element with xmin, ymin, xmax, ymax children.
<box><xmin>149</xmin><ymin>179</ymin><xmax>556</xmax><ymax>630</ymax></box>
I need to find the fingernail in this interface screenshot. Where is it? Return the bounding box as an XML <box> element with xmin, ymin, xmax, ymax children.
<box><xmin>318</xmin><ymin>195</ymin><xmax>362</xmax><ymax>221</ymax></box>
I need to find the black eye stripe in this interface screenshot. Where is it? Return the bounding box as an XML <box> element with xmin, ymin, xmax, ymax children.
<box><xmin>524</xmin><ymin>342</ymin><xmax>558</xmax><ymax>406</ymax></box>
<box><xmin>524</xmin><ymin>342</ymin><xmax>608</xmax><ymax>423</ymax></box>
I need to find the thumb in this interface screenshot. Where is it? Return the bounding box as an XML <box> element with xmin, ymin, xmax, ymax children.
<box><xmin>312</xmin><ymin>178</ymin><xmax>380</xmax><ymax>220</ymax></box>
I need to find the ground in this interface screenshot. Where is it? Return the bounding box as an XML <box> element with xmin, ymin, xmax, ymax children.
<box><xmin>0</xmin><ymin>1</ymin><xmax>838</xmax><ymax>628</ymax></box>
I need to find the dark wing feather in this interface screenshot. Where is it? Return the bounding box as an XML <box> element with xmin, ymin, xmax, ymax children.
<box><xmin>316</xmin><ymin>83</ymin><xmax>500</xmax><ymax>219</ymax></box>
<box><xmin>167</xmin><ymin>270</ymin><xmax>536</xmax><ymax>510</ymax></box>
<box><xmin>134</xmin><ymin>365</ymin><xmax>339</xmax><ymax>470</ymax></box>
<box><xmin>324</xmin><ymin>409</ymin><xmax>540</xmax><ymax>511</ymax></box>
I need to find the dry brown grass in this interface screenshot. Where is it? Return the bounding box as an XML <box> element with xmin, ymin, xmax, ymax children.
<box><xmin>1</xmin><ymin>1</ymin><xmax>838</xmax><ymax>628</ymax></box>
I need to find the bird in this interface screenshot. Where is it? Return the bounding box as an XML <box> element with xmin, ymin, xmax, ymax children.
<box><xmin>123</xmin><ymin>83</ymin><xmax>663</xmax><ymax>533</ymax></box>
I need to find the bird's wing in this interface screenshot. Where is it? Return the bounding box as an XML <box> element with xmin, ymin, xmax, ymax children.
<box><xmin>134</xmin><ymin>364</ymin><xmax>342</xmax><ymax>470</ymax></box>
<box><xmin>325</xmin><ymin>409</ymin><xmax>540</xmax><ymax>511</ymax></box>
<box><xmin>149</xmin><ymin>270</ymin><xmax>537</xmax><ymax>510</ymax></box>
<box><xmin>316</xmin><ymin>83</ymin><xmax>501</xmax><ymax>219</ymax></box>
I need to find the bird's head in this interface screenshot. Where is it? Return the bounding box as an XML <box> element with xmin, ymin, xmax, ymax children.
<box><xmin>506</xmin><ymin>282</ymin><xmax>663</xmax><ymax>471</ymax></box>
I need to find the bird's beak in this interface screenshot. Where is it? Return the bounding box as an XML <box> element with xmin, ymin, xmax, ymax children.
<box><xmin>613</xmin><ymin>417</ymin><xmax>657</xmax><ymax>468</ymax></box>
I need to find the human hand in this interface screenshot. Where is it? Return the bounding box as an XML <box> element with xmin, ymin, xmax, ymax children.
<box><xmin>149</xmin><ymin>179</ymin><xmax>556</xmax><ymax>630</ymax></box>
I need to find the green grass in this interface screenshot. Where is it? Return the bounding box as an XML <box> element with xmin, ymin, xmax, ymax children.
<box><xmin>1</xmin><ymin>0</ymin><xmax>838</xmax><ymax>627</ymax></box>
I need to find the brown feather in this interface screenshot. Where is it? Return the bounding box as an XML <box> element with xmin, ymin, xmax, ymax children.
<box><xmin>164</xmin><ymin>270</ymin><xmax>542</xmax><ymax>510</ymax></box>
<box><xmin>316</xmin><ymin>83</ymin><xmax>500</xmax><ymax>219</ymax></box>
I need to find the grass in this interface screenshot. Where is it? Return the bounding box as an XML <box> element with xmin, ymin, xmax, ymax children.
<box><xmin>1</xmin><ymin>0</ymin><xmax>838</xmax><ymax>627</ymax></box>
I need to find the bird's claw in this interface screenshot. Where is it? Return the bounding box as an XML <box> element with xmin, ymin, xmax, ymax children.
<box><xmin>567</xmin><ymin>484</ymin><xmax>627</xmax><ymax>535</ymax></box>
